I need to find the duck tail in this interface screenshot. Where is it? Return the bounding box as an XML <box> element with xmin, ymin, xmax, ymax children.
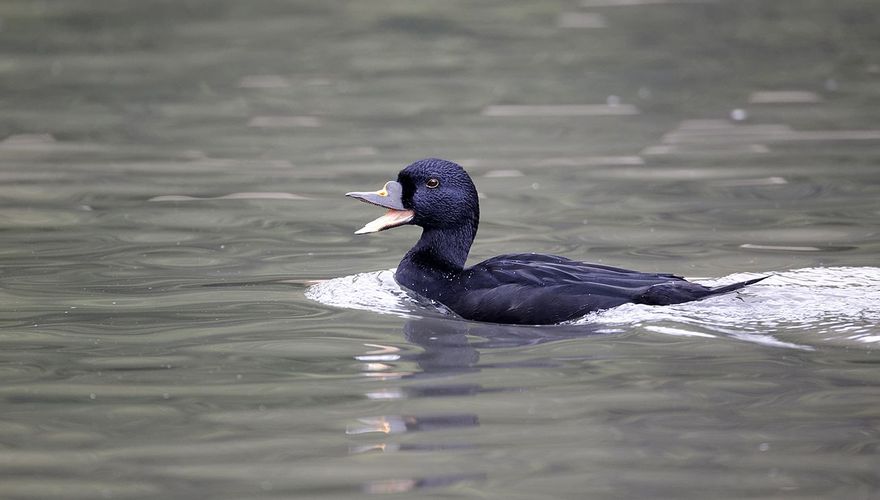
<box><xmin>635</xmin><ymin>275</ymin><xmax>770</xmax><ymax>306</ymax></box>
<box><xmin>706</xmin><ymin>275</ymin><xmax>770</xmax><ymax>296</ymax></box>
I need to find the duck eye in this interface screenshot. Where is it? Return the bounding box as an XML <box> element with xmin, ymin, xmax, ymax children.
<box><xmin>425</xmin><ymin>178</ymin><xmax>440</xmax><ymax>189</ymax></box>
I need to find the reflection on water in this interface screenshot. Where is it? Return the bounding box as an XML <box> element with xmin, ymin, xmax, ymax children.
<box><xmin>3</xmin><ymin>0</ymin><xmax>880</xmax><ymax>498</ymax></box>
<box><xmin>342</xmin><ymin>315</ymin><xmax>880</xmax><ymax>496</ymax></box>
<box><xmin>346</xmin><ymin>317</ymin><xmax>607</xmax><ymax>493</ymax></box>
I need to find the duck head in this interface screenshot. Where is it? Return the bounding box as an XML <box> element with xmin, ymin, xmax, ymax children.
<box><xmin>347</xmin><ymin>158</ymin><xmax>480</xmax><ymax>235</ymax></box>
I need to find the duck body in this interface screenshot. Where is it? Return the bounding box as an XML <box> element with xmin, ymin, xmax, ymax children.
<box><xmin>347</xmin><ymin>158</ymin><xmax>765</xmax><ymax>325</ymax></box>
<box><xmin>397</xmin><ymin>252</ymin><xmax>761</xmax><ymax>325</ymax></box>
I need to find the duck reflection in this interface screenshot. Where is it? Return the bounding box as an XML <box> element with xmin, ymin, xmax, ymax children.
<box><xmin>350</xmin><ymin>316</ymin><xmax>607</xmax><ymax>493</ymax></box>
<box><xmin>403</xmin><ymin>316</ymin><xmax>606</xmax><ymax>373</ymax></box>
<box><xmin>347</xmin><ymin>413</ymin><xmax>480</xmax><ymax>436</ymax></box>
<box><xmin>357</xmin><ymin>317</ymin><xmax>606</xmax><ymax>393</ymax></box>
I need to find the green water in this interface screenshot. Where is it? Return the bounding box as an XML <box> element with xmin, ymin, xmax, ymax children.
<box><xmin>1</xmin><ymin>1</ymin><xmax>879</xmax><ymax>498</ymax></box>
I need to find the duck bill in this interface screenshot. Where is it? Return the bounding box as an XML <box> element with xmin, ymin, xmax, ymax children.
<box><xmin>352</xmin><ymin>208</ymin><xmax>415</xmax><ymax>234</ymax></box>
<box><xmin>346</xmin><ymin>181</ymin><xmax>414</xmax><ymax>234</ymax></box>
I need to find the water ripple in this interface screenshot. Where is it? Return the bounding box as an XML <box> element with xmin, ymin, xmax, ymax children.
<box><xmin>306</xmin><ymin>269</ymin><xmax>452</xmax><ymax>320</ymax></box>
<box><xmin>586</xmin><ymin>267</ymin><xmax>880</xmax><ymax>348</ymax></box>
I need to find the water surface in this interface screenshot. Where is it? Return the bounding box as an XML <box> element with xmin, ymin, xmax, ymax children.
<box><xmin>2</xmin><ymin>1</ymin><xmax>880</xmax><ymax>498</ymax></box>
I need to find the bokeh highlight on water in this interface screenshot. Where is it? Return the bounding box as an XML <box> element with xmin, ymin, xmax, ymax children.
<box><xmin>2</xmin><ymin>1</ymin><xmax>880</xmax><ymax>498</ymax></box>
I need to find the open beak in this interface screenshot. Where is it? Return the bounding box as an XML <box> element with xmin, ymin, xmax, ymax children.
<box><xmin>345</xmin><ymin>181</ymin><xmax>415</xmax><ymax>234</ymax></box>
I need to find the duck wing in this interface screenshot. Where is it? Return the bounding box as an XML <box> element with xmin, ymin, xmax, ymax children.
<box><xmin>443</xmin><ymin>253</ymin><xmax>764</xmax><ymax>325</ymax></box>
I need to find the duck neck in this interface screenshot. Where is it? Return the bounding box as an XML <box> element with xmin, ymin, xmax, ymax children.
<box><xmin>403</xmin><ymin>222</ymin><xmax>477</xmax><ymax>276</ymax></box>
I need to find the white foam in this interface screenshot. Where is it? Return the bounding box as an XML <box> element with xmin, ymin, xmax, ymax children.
<box><xmin>584</xmin><ymin>267</ymin><xmax>880</xmax><ymax>347</ymax></box>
